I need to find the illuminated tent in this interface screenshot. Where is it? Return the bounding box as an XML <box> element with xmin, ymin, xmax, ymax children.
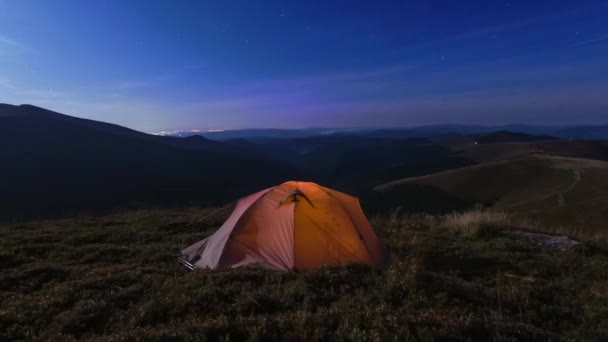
<box><xmin>180</xmin><ymin>181</ymin><xmax>389</xmax><ymax>271</ymax></box>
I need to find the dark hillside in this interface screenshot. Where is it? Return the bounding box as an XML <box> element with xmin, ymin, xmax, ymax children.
<box><xmin>376</xmin><ymin>156</ymin><xmax>608</xmax><ymax>233</ymax></box>
<box><xmin>553</xmin><ymin>125</ymin><xmax>608</xmax><ymax>139</ymax></box>
<box><xmin>0</xmin><ymin>104</ymin><xmax>296</xmax><ymax>219</ymax></box>
<box><xmin>535</xmin><ymin>139</ymin><xmax>608</xmax><ymax>161</ymax></box>
<box><xmin>435</xmin><ymin>134</ymin><xmax>608</xmax><ymax>164</ymax></box>
<box><xmin>474</xmin><ymin>131</ymin><xmax>557</xmax><ymax>144</ymax></box>
<box><xmin>237</xmin><ymin>135</ymin><xmax>475</xmax><ymax>192</ymax></box>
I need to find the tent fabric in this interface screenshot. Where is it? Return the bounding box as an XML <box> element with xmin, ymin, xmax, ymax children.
<box><xmin>181</xmin><ymin>181</ymin><xmax>389</xmax><ymax>271</ymax></box>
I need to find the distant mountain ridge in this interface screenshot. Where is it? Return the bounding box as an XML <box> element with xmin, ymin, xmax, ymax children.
<box><xmin>1</xmin><ymin>104</ymin><xmax>241</xmax><ymax>152</ymax></box>
<box><xmin>165</xmin><ymin>124</ymin><xmax>608</xmax><ymax>141</ymax></box>
<box><xmin>166</xmin><ymin>127</ymin><xmax>367</xmax><ymax>140</ymax></box>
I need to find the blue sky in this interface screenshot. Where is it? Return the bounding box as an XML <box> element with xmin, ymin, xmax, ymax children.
<box><xmin>1</xmin><ymin>1</ymin><xmax>608</xmax><ymax>132</ymax></box>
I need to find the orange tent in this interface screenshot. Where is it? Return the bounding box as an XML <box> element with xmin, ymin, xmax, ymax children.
<box><xmin>181</xmin><ymin>181</ymin><xmax>389</xmax><ymax>271</ymax></box>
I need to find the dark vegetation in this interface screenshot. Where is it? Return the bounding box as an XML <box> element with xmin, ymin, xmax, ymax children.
<box><xmin>361</xmin><ymin>183</ymin><xmax>478</xmax><ymax>216</ymax></box>
<box><xmin>236</xmin><ymin>136</ymin><xmax>475</xmax><ymax>192</ymax></box>
<box><xmin>0</xmin><ymin>209</ymin><xmax>606</xmax><ymax>340</ymax></box>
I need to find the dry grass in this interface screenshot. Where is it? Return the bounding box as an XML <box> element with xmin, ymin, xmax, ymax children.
<box><xmin>436</xmin><ymin>208</ymin><xmax>608</xmax><ymax>244</ymax></box>
<box><xmin>371</xmin><ymin>205</ymin><xmax>606</xmax><ymax>242</ymax></box>
<box><xmin>441</xmin><ymin>209</ymin><xmax>512</xmax><ymax>236</ymax></box>
<box><xmin>373</xmin><ymin>208</ymin><xmax>516</xmax><ymax>237</ymax></box>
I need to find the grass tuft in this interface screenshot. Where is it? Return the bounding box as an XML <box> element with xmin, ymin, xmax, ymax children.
<box><xmin>441</xmin><ymin>209</ymin><xmax>512</xmax><ymax>236</ymax></box>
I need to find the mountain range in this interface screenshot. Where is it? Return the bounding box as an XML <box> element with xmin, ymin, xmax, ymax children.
<box><xmin>2</xmin><ymin>103</ymin><xmax>608</xmax><ymax>232</ymax></box>
<box><xmin>168</xmin><ymin>124</ymin><xmax>608</xmax><ymax>141</ymax></box>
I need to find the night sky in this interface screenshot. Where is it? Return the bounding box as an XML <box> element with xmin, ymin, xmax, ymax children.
<box><xmin>1</xmin><ymin>1</ymin><xmax>607</xmax><ymax>132</ymax></box>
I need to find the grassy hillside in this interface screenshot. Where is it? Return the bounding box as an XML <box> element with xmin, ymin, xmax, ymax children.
<box><xmin>443</xmin><ymin>138</ymin><xmax>608</xmax><ymax>164</ymax></box>
<box><xmin>0</xmin><ymin>209</ymin><xmax>606</xmax><ymax>340</ymax></box>
<box><xmin>376</xmin><ymin>155</ymin><xmax>608</xmax><ymax>233</ymax></box>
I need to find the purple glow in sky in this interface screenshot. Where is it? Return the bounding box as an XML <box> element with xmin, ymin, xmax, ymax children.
<box><xmin>1</xmin><ymin>1</ymin><xmax>607</xmax><ymax>132</ymax></box>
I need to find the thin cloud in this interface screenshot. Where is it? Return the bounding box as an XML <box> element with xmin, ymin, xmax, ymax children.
<box><xmin>235</xmin><ymin>54</ymin><xmax>608</xmax><ymax>104</ymax></box>
<box><xmin>0</xmin><ymin>34</ymin><xmax>33</xmax><ymax>52</ymax></box>
<box><xmin>570</xmin><ymin>34</ymin><xmax>608</xmax><ymax>47</ymax></box>
<box><xmin>178</xmin><ymin>83</ymin><xmax>608</xmax><ymax>129</ymax></box>
<box><xmin>183</xmin><ymin>62</ymin><xmax>206</xmax><ymax>70</ymax></box>
<box><xmin>237</xmin><ymin>63</ymin><xmax>423</xmax><ymax>96</ymax></box>
<box><xmin>0</xmin><ymin>77</ymin><xmax>68</xmax><ymax>104</ymax></box>
<box><xmin>390</xmin><ymin>5</ymin><xmax>595</xmax><ymax>58</ymax></box>
<box><xmin>0</xmin><ymin>78</ymin><xmax>19</xmax><ymax>91</ymax></box>
<box><xmin>113</xmin><ymin>73</ymin><xmax>173</xmax><ymax>90</ymax></box>
<box><xmin>115</xmin><ymin>80</ymin><xmax>155</xmax><ymax>90</ymax></box>
<box><xmin>450</xmin><ymin>8</ymin><xmax>586</xmax><ymax>42</ymax></box>
<box><xmin>177</xmin><ymin>54</ymin><xmax>608</xmax><ymax>129</ymax></box>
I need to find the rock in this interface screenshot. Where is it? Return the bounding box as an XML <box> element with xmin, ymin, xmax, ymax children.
<box><xmin>510</xmin><ymin>231</ymin><xmax>580</xmax><ymax>251</ymax></box>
